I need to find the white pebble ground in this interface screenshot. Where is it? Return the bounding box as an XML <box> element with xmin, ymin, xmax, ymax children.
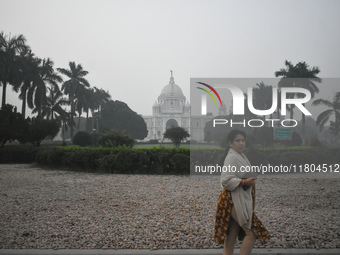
<box><xmin>0</xmin><ymin>164</ymin><xmax>339</xmax><ymax>250</ymax></box>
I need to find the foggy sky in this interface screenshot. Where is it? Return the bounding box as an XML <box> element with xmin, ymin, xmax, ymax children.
<box><xmin>1</xmin><ymin>0</ymin><xmax>340</xmax><ymax>117</ymax></box>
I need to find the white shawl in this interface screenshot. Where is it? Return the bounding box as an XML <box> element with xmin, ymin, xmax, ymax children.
<box><xmin>220</xmin><ymin>148</ymin><xmax>253</xmax><ymax>229</ymax></box>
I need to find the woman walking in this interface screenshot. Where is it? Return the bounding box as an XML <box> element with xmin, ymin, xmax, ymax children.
<box><xmin>214</xmin><ymin>129</ymin><xmax>270</xmax><ymax>255</ymax></box>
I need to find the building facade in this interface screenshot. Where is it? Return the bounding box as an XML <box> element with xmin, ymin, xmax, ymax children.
<box><xmin>143</xmin><ymin>72</ymin><xmax>225</xmax><ymax>142</ymax></box>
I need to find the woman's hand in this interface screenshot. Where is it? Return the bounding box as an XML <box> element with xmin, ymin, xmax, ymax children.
<box><xmin>243</xmin><ymin>178</ymin><xmax>257</xmax><ymax>187</ymax></box>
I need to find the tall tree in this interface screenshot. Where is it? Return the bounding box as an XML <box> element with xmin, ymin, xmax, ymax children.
<box><xmin>99</xmin><ymin>100</ymin><xmax>147</xmax><ymax>139</ymax></box>
<box><xmin>0</xmin><ymin>31</ymin><xmax>28</xmax><ymax>108</ymax></box>
<box><xmin>252</xmin><ymin>82</ymin><xmax>273</xmax><ymax>122</ymax></box>
<box><xmin>57</xmin><ymin>62</ymin><xmax>90</xmax><ymax>138</ymax></box>
<box><xmin>0</xmin><ymin>104</ymin><xmax>28</xmax><ymax>148</ymax></box>
<box><xmin>82</xmin><ymin>87</ymin><xmax>98</xmax><ymax>132</ymax></box>
<box><xmin>14</xmin><ymin>49</ymin><xmax>41</xmax><ymax>118</ymax></box>
<box><xmin>312</xmin><ymin>91</ymin><xmax>340</xmax><ymax>143</ymax></box>
<box><xmin>59</xmin><ymin>109</ymin><xmax>75</xmax><ymax>144</ymax></box>
<box><xmin>41</xmin><ymin>86</ymin><xmax>68</xmax><ymax>121</ymax></box>
<box><xmin>275</xmin><ymin>60</ymin><xmax>321</xmax><ymax>142</ymax></box>
<box><xmin>28</xmin><ymin>58</ymin><xmax>62</xmax><ymax>118</ymax></box>
<box><xmin>92</xmin><ymin>87</ymin><xmax>111</xmax><ymax>132</ymax></box>
<box><xmin>74</xmin><ymin>84</ymin><xmax>87</xmax><ymax>131</ymax></box>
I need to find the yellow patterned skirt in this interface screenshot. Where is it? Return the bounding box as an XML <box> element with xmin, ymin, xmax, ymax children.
<box><xmin>214</xmin><ymin>187</ymin><xmax>271</xmax><ymax>244</ymax></box>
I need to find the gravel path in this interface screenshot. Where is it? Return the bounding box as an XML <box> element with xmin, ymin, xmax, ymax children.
<box><xmin>1</xmin><ymin>164</ymin><xmax>340</xmax><ymax>250</ymax></box>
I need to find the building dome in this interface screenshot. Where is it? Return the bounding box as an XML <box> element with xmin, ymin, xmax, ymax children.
<box><xmin>160</xmin><ymin>80</ymin><xmax>184</xmax><ymax>97</ymax></box>
<box><xmin>158</xmin><ymin>72</ymin><xmax>186</xmax><ymax>101</ymax></box>
<box><xmin>153</xmin><ymin>71</ymin><xmax>187</xmax><ymax>115</ymax></box>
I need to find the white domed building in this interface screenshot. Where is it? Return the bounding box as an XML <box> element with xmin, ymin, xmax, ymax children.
<box><xmin>143</xmin><ymin>72</ymin><xmax>190</xmax><ymax>140</ymax></box>
<box><xmin>143</xmin><ymin>71</ymin><xmax>221</xmax><ymax>142</ymax></box>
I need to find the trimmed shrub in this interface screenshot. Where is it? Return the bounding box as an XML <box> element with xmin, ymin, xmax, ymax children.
<box><xmin>149</xmin><ymin>139</ymin><xmax>159</xmax><ymax>144</ymax></box>
<box><xmin>169</xmin><ymin>153</ymin><xmax>190</xmax><ymax>174</ymax></box>
<box><xmin>61</xmin><ymin>148</ymin><xmax>111</xmax><ymax>171</ymax></box>
<box><xmin>98</xmin><ymin>130</ymin><xmax>135</xmax><ymax>148</ymax></box>
<box><xmin>246</xmin><ymin>148</ymin><xmax>271</xmax><ymax>166</ymax></box>
<box><xmin>146</xmin><ymin>148</ymin><xmax>173</xmax><ymax>174</ymax></box>
<box><xmin>311</xmin><ymin>138</ymin><xmax>323</xmax><ymax>147</ymax></box>
<box><xmin>4</xmin><ymin>144</ymin><xmax>340</xmax><ymax>176</ymax></box>
<box><xmin>0</xmin><ymin>145</ymin><xmax>38</xmax><ymax>163</ymax></box>
<box><xmin>91</xmin><ymin>133</ymin><xmax>100</xmax><ymax>147</ymax></box>
<box><xmin>190</xmin><ymin>148</ymin><xmax>223</xmax><ymax>167</ymax></box>
<box><xmin>114</xmin><ymin>149</ymin><xmax>148</xmax><ymax>173</ymax></box>
<box><xmin>35</xmin><ymin>147</ymin><xmax>66</xmax><ymax>167</ymax></box>
<box><xmin>73</xmin><ymin>131</ymin><xmax>93</xmax><ymax>147</ymax></box>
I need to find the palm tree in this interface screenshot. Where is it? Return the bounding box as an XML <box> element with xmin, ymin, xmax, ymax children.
<box><xmin>28</xmin><ymin>58</ymin><xmax>62</xmax><ymax>119</ymax></box>
<box><xmin>312</xmin><ymin>92</ymin><xmax>340</xmax><ymax>143</ymax></box>
<box><xmin>275</xmin><ymin>60</ymin><xmax>321</xmax><ymax>142</ymax></box>
<box><xmin>14</xmin><ymin>49</ymin><xmax>41</xmax><ymax>118</ymax></box>
<box><xmin>0</xmin><ymin>31</ymin><xmax>29</xmax><ymax>108</ymax></box>
<box><xmin>74</xmin><ymin>84</ymin><xmax>89</xmax><ymax>131</ymax></box>
<box><xmin>77</xmin><ymin>87</ymin><xmax>100</xmax><ymax>132</ymax></box>
<box><xmin>57</xmin><ymin>62</ymin><xmax>90</xmax><ymax>138</ymax></box>
<box><xmin>41</xmin><ymin>86</ymin><xmax>69</xmax><ymax>120</ymax></box>
<box><xmin>252</xmin><ymin>82</ymin><xmax>273</xmax><ymax>122</ymax></box>
<box><xmin>92</xmin><ymin>87</ymin><xmax>111</xmax><ymax>132</ymax></box>
<box><xmin>59</xmin><ymin>108</ymin><xmax>75</xmax><ymax>144</ymax></box>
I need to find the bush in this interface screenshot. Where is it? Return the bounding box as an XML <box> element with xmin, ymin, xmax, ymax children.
<box><xmin>36</xmin><ymin>147</ymin><xmax>66</xmax><ymax>167</ymax></box>
<box><xmin>98</xmin><ymin>129</ymin><xmax>135</xmax><ymax>148</ymax></box>
<box><xmin>0</xmin><ymin>104</ymin><xmax>29</xmax><ymax>147</ymax></box>
<box><xmin>114</xmin><ymin>149</ymin><xmax>148</xmax><ymax>173</ymax></box>
<box><xmin>149</xmin><ymin>139</ymin><xmax>159</xmax><ymax>144</ymax></box>
<box><xmin>0</xmin><ymin>145</ymin><xmax>38</xmax><ymax>163</ymax></box>
<box><xmin>5</xmin><ymin>144</ymin><xmax>340</xmax><ymax>176</ymax></box>
<box><xmin>279</xmin><ymin>132</ymin><xmax>303</xmax><ymax>147</ymax></box>
<box><xmin>311</xmin><ymin>137</ymin><xmax>323</xmax><ymax>147</ymax></box>
<box><xmin>163</xmin><ymin>127</ymin><xmax>190</xmax><ymax>148</ymax></box>
<box><xmin>73</xmin><ymin>131</ymin><xmax>93</xmax><ymax>147</ymax></box>
<box><xmin>26</xmin><ymin>118</ymin><xmax>60</xmax><ymax>147</ymax></box>
<box><xmin>169</xmin><ymin>153</ymin><xmax>190</xmax><ymax>174</ymax></box>
<box><xmin>91</xmin><ymin>133</ymin><xmax>100</xmax><ymax>147</ymax></box>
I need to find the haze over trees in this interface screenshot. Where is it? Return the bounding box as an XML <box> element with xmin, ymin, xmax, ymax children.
<box><xmin>275</xmin><ymin>60</ymin><xmax>321</xmax><ymax>143</ymax></box>
<box><xmin>204</xmin><ymin>61</ymin><xmax>340</xmax><ymax>146</ymax></box>
<box><xmin>312</xmin><ymin>92</ymin><xmax>340</xmax><ymax>143</ymax></box>
<box><xmin>0</xmin><ymin>31</ymin><xmax>148</xmax><ymax>146</ymax></box>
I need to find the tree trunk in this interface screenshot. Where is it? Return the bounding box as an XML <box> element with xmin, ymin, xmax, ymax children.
<box><xmin>1</xmin><ymin>82</ymin><xmax>7</xmax><ymax>108</ymax></box>
<box><xmin>62</xmin><ymin>122</ymin><xmax>66</xmax><ymax>143</ymax></box>
<box><xmin>78</xmin><ymin>113</ymin><xmax>81</xmax><ymax>131</ymax></box>
<box><xmin>21</xmin><ymin>86</ymin><xmax>27</xmax><ymax>118</ymax></box>
<box><xmin>86</xmin><ymin>109</ymin><xmax>89</xmax><ymax>132</ymax></box>
<box><xmin>70</xmin><ymin>93</ymin><xmax>74</xmax><ymax>138</ymax></box>
<box><xmin>302</xmin><ymin>113</ymin><xmax>306</xmax><ymax>145</ymax></box>
<box><xmin>290</xmin><ymin>106</ymin><xmax>294</xmax><ymax>123</ymax></box>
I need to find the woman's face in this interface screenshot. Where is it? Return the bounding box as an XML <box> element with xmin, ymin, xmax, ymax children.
<box><xmin>229</xmin><ymin>134</ymin><xmax>246</xmax><ymax>154</ymax></box>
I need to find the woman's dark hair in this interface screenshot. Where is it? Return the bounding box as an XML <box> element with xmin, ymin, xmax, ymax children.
<box><xmin>226</xmin><ymin>129</ymin><xmax>246</xmax><ymax>145</ymax></box>
<box><xmin>218</xmin><ymin>129</ymin><xmax>246</xmax><ymax>166</ymax></box>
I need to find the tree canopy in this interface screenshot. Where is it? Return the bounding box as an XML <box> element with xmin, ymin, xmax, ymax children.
<box><xmin>163</xmin><ymin>126</ymin><xmax>189</xmax><ymax>148</ymax></box>
<box><xmin>99</xmin><ymin>100</ymin><xmax>148</xmax><ymax>140</ymax></box>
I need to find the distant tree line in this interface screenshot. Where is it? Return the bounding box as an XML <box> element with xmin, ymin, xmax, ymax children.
<box><xmin>204</xmin><ymin>60</ymin><xmax>340</xmax><ymax>146</ymax></box>
<box><xmin>0</xmin><ymin>31</ymin><xmax>147</xmax><ymax>146</ymax></box>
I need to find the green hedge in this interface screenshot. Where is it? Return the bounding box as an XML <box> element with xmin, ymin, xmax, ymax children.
<box><xmin>246</xmin><ymin>147</ymin><xmax>340</xmax><ymax>166</ymax></box>
<box><xmin>1</xmin><ymin>145</ymin><xmax>339</xmax><ymax>175</ymax></box>
<box><xmin>33</xmin><ymin>146</ymin><xmax>191</xmax><ymax>174</ymax></box>
<box><xmin>0</xmin><ymin>145</ymin><xmax>39</xmax><ymax>163</ymax></box>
